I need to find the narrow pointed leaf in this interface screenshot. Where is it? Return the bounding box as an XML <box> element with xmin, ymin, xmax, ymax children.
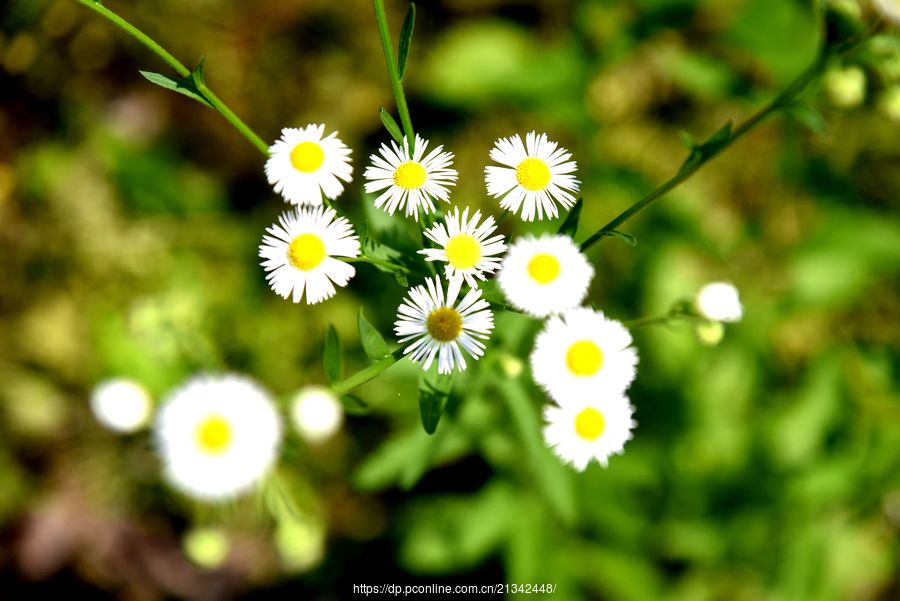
<box><xmin>323</xmin><ymin>325</ymin><xmax>342</xmax><ymax>384</ymax></box>
<box><xmin>397</xmin><ymin>3</ymin><xmax>416</xmax><ymax>79</ymax></box>
<box><xmin>557</xmin><ymin>198</ymin><xmax>583</xmax><ymax>237</ymax></box>
<box><xmin>340</xmin><ymin>394</ymin><xmax>371</xmax><ymax>416</ymax></box>
<box><xmin>358</xmin><ymin>309</ymin><xmax>391</xmax><ymax>360</ymax></box>
<box><xmin>601</xmin><ymin>230</ymin><xmax>637</xmax><ymax>246</ymax></box>
<box><xmin>189</xmin><ymin>57</ymin><xmax>206</xmax><ymax>88</ymax></box>
<box><xmin>380</xmin><ymin>107</ymin><xmax>403</xmax><ymax>143</ymax></box>
<box><xmin>418</xmin><ymin>370</ymin><xmax>452</xmax><ymax>435</ymax></box>
<box><xmin>139</xmin><ymin>71</ymin><xmax>212</xmax><ymax>107</ymax></box>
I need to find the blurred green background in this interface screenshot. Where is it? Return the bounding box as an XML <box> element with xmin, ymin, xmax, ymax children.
<box><xmin>2</xmin><ymin>0</ymin><xmax>899</xmax><ymax>598</ymax></box>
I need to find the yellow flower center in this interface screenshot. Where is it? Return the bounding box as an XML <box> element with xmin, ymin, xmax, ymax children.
<box><xmin>574</xmin><ymin>407</ymin><xmax>605</xmax><ymax>441</ymax></box>
<box><xmin>526</xmin><ymin>252</ymin><xmax>561</xmax><ymax>284</ymax></box>
<box><xmin>445</xmin><ymin>234</ymin><xmax>482</xmax><ymax>270</ymax></box>
<box><xmin>393</xmin><ymin>161</ymin><xmax>427</xmax><ymax>189</ymax></box>
<box><xmin>426</xmin><ymin>306</ymin><xmax>463</xmax><ymax>342</ymax></box>
<box><xmin>288</xmin><ymin>233</ymin><xmax>326</xmax><ymax>271</ymax></box>
<box><xmin>515</xmin><ymin>157</ymin><xmax>551</xmax><ymax>191</ymax></box>
<box><xmin>290</xmin><ymin>141</ymin><xmax>325</xmax><ymax>173</ymax></box>
<box><xmin>195</xmin><ymin>415</ymin><xmax>233</xmax><ymax>454</ymax></box>
<box><xmin>566</xmin><ymin>340</ymin><xmax>604</xmax><ymax>376</ymax></box>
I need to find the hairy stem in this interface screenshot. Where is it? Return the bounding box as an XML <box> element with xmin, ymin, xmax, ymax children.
<box><xmin>75</xmin><ymin>0</ymin><xmax>269</xmax><ymax>156</ymax></box>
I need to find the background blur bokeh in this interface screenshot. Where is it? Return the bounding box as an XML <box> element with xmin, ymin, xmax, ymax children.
<box><xmin>2</xmin><ymin>0</ymin><xmax>899</xmax><ymax>598</ymax></box>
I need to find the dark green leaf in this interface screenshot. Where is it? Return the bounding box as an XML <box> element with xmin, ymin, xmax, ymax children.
<box><xmin>358</xmin><ymin>309</ymin><xmax>391</xmax><ymax>360</ymax></box>
<box><xmin>398</xmin><ymin>3</ymin><xmax>416</xmax><ymax>79</ymax></box>
<box><xmin>418</xmin><ymin>369</ymin><xmax>452</xmax><ymax>434</ymax></box>
<box><xmin>189</xmin><ymin>57</ymin><xmax>206</xmax><ymax>89</ymax></box>
<box><xmin>679</xmin><ymin>120</ymin><xmax>733</xmax><ymax>173</ymax></box>
<box><xmin>394</xmin><ymin>270</ymin><xmax>409</xmax><ymax>288</ymax></box>
<box><xmin>139</xmin><ymin>71</ymin><xmax>212</xmax><ymax>107</ymax></box>
<box><xmin>600</xmin><ymin>230</ymin><xmax>637</xmax><ymax>246</ymax></box>
<box><xmin>557</xmin><ymin>197</ymin><xmax>583</xmax><ymax>237</ymax></box>
<box><xmin>323</xmin><ymin>325</ymin><xmax>342</xmax><ymax>384</ymax></box>
<box><xmin>787</xmin><ymin>102</ymin><xmax>828</xmax><ymax>136</ymax></box>
<box><xmin>379</xmin><ymin>107</ymin><xmax>403</xmax><ymax>143</ymax></box>
<box><xmin>340</xmin><ymin>394</ymin><xmax>371</xmax><ymax>416</ymax></box>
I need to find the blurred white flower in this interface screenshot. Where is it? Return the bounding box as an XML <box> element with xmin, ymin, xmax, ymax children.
<box><xmin>154</xmin><ymin>374</ymin><xmax>282</xmax><ymax>502</ymax></box>
<box><xmin>265</xmin><ymin>124</ymin><xmax>353</xmax><ymax>206</ymax></box>
<box><xmin>531</xmin><ymin>307</ymin><xmax>639</xmax><ymax>403</ymax></box>
<box><xmin>485</xmin><ymin>131</ymin><xmax>579</xmax><ymax>221</ymax></box>
<box><xmin>291</xmin><ymin>386</ymin><xmax>344</xmax><ymax>443</ymax></box>
<box><xmin>873</xmin><ymin>0</ymin><xmax>900</xmax><ymax>25</ymax></box>
<box><xmin>543</xmin><ymin>394</ymin><xmax>636</xmax><ymax>471</ymax></box>
<box><xmin>395</xmin><ymin>275</ymin><xmax>494</xmax><ymax>374</ymax></box>
<box><xmin>90</xmin><ymin>378</ymin><xmax>153</xmax><ymax>433</ymax></box>
<box><xmin>419</xmin><ymin>206</ymin><xmax>507</xmax><ymax>287</ymax></box>
<box><xmin>497</xmin><ymin>234</ymin><xmax>593</xmax><ymax>318</ymax></box>
<box><xmin>364</xmin><ymin>134</ymin><xmax>457</xmax><ymax>220</ymax></box>
<box><xmin>259</xmin><ymin>206</ymin><xmax>360</xmax><ymax>305</ymax></box>
<box><xmin>696</xmin><ymin>281</ymin><xmax>743</xmax><ymax>323</ymax></box>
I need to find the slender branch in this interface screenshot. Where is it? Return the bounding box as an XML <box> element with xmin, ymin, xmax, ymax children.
<box><xmin>331</xmin><ymin>348</ymin><xmax>405</xmax><ymax>397</ymax></box>
<box><xmin>372</xmin><ymin>0</ymin><xmax>416</xmax><ymax>148</ymax></box>
<box><xmin>75</xmin><ymin>0</ymin><xmax>269</xmax><ymax>156</ymax></box>
<box><xmin>579</xmin><ymin>53</ymin><xmax>829</xmax><ymax>252</ymax></box>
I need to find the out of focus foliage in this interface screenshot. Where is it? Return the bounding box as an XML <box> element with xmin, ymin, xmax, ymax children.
<box><xmin>1</xmin><ymin>0</ymin><xmax>898</xmax><ymax>599</ymax></box>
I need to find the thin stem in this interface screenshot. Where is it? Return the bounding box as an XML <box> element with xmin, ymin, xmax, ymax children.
<box><xmin>331</xmin><ymin>348</ymin><xmax>405</xmax><ymax>397</ymax></box>
<box><xmin>579</xmin><ymin>55</ymin><xmax>828</xmax><ymax>252</ymax></box>
<box><xmin>372</xmin><ymin>0</ymin><xmax>416</xmax><ymax>147</ymax></box>
<box><xmin>76</xmin><ymin>0</ymin><xmax>269</xmax><ymax>156</ymax></box>
<box><xmin>345</xmin><ymin>254</ymin><xmax>413</xmax><ymax>274</ymax></box>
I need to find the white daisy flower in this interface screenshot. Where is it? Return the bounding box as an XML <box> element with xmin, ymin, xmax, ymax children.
<box><xmin>485</xmin><ymin>131</ymin><xmax>579</xmax><ymax>221</ymax></box>
<box><xmin>543</xmin><ymin>395</ymin><xmax>636</xmax><ymax>471</ymax></box>
<box><xmin>90</xmin><ymin>378</ymin><xmax>153</xmax><ymax>433</ymax></box>
<box><xmin>363</xmin><ymin>134</ymin><xmax>457</xmax><ymax>220</ymax></box>
<box><xmin>531</xmin><ymin>307</ymin><xmax>639</xmax><ymax>402</ymax></box>
<box><xmin>265</xmin><ymin>124</ymin><xmax>353</xmax><ymax>206</ymax></box>
<box><xmin>874</xmin><ymin>0</ymin><xmax>900</xmax><ymax>25</ymax></box>
<box><xmin>394</xmin><ymin>275</ymin><xmax>494</xmax><ymax>374</ymax></box>
<box><xmin>154</xmin><ymin>374</ymin><xmax>282</xmax><ymax>502</ymax></box>
<box><xmin>418</xmin><ymin>206</ymin><xmax>508</xmax><ymax>287</ymax></box>
<box><xmin>497</xmin><ymin>234</ymin><xmax>593</xmax><ymax>318</ymax></box>
<box><xmin>259</xmin><ymin>206</ymin><xmax>361</xmax><ymax>305</ymax></box>
<box><xmin>290</xmin><ymin>386</ymin><xmax>343</xmax><ymax>443</ymax></box>
<box><xmin>696</xmin><ymin>281</ymin><xmax>743</xmax><ymax>323</ymax></box>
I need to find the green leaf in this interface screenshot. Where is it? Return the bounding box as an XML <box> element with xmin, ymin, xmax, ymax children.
<box><xmin>189</xmin><ymin>57</ymin><xmax>206</xmax><ymax>89</ymax></box>
<box><xmin>139</xmin><ymin>71</ymin><xmax>212</xmax><ymax>107</ymax></box>
<box><xmin>379</xmin><ymin>107</ymin><xmax>403</xmax><ymax>143</ymax></box>
<box><xmin>358</xmin><ymin>309</ymin><xmax>391</xmax><ymax>360</ymax></box>
<box><xmin>323</xmin><ymin>325</ymin><xmax>342</xmax><ymax>384</ymax></box>
<box><xmin>786</xmin><ymin>102</ymin><xmax>828</xmax><ymax>136</ymax></box>
<box><xmin>394</xmin><ymin>270</ymin><xmax>409</xmax><ymax>288</ymax></box>
<box><xmin>339</xmin><ymin>394</ymin><xmax>370</xmax><ymax>416</ymax></box>
<box><xmin>600</xmin><ymin>229</ymin><xmax>637</xmax><ymax>246</ymax></box>
<box><xmin>557</xmin><ymin>197</ymin><xmax>583</xmax><ymax>237</ymax></box>
<box><xmin>398</xmin><ymin>3</ymin><xmax>416</xmax><ymax>79</ymax></box>
<box><xmin>680</xmin><ymin>120</ymin><xmax>733</xmax><ymax>173</ymax></box>
<box><xmin>418</xmin><ymin>369</ymin><xmax>452</xmax><ymax>435</ymax></box>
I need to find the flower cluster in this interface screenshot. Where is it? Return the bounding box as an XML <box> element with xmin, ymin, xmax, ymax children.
<box><xmin>256</xmin><ymin>123</ymin><xmax>648</xmax><ymax>470</ymax></box>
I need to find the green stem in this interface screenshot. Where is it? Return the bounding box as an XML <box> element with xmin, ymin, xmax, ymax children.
<box><xmin>372</xmin><ymin>0</ymin><xmax>416</xmax><ymax>148</ymax></box>
<box><xmin>331</xmin><ymin>348</ymin><xmax>405</xmax><ymax>397</ymax></box>
<box><xmin>624</xmin><ymin>312</ymin><xmax>703</xmax><ymax>329</ymax></box>
<box><xmin>345</xmin><ymin>254</ymin><xmax>413</xmax><ymax>274</ymax></box>
<box><xmin>579</xmin><ymin>54</ymin><xmax>829</xmax><ymax>252</ymax></box>
<box><xmin>76</xmin><ymin>0</ymin><xmax>269</xmax><ymax>156</ymax></box>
